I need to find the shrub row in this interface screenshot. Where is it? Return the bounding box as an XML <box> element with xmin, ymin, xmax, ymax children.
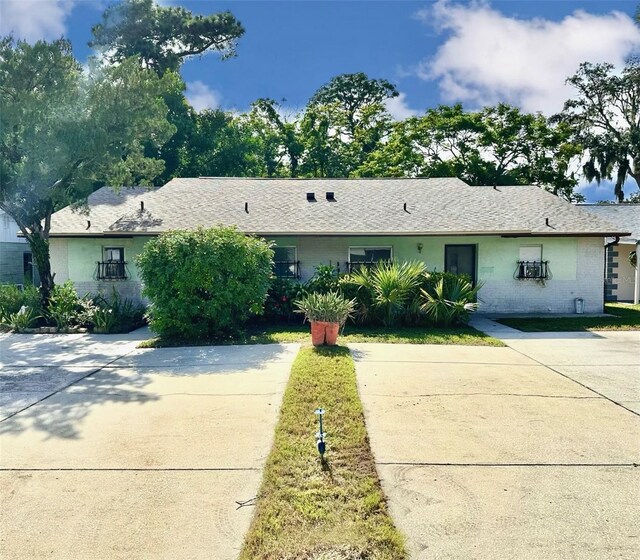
<box><xmin>0</xmin><ymin>282</ymin><xmax>145</xmax><ymax>334</ymax></box>
<box><xmin>265</xmin><ymin>261</ymin><xmax>481</xmax><ymax>327</ymax></box>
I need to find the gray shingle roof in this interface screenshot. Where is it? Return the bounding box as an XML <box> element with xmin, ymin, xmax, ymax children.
<box><xmin>49</xmin><ymin>177</ymin><xmax>629</xmax><ymax>237</ymax></box>
<box><xmin>579</xmin><ymin>204</ymin><xmax>640</xmax><ymax>243</ymax></box>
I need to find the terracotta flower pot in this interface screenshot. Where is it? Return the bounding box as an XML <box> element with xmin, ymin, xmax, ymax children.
<box><xmin>324</xmin><ymin>322</ymin><xmax>340</xmax><ymax>345</ymax></box>
<box><xmin>310</xmin><ymin>321</ymin><xmax>328</xmax><ymax>346</ymax></box>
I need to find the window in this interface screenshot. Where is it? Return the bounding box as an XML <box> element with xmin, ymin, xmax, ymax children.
<box><xmin>348</xmin><ymin>246</ymin><xmax>392</xmax><ymax>272</ymax></box>
<box><xmin>273</xmin><ymin>246</ymin><xmax>299</xmax><ymax>279</ymax></box>
<box><xmin>516</xmin><ymin>245</ymin><xmax>550</xmax><ymax>280</ymax></box>
<box><xmin>97</xmin><ymin>247</ymin><xmax>127</xmax><ymax>280</ymax></box>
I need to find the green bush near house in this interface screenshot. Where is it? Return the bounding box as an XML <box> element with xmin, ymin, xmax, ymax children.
<box><xmin>136</xmin><ymin>226</ymin><xmax>274</xmax><ymax>339</ymax></box>
<box><xmin>47</xmin><ymin>281</ymin><xmax>95</xmax><ymax>330</ymax></box>
<box><xmin>337</xmin><ymin>262</ymin><xmax>477</xmax><ymax>327</ymax></box>
<box><xmin>90</xmin><ymin>288</ymin><xmax>146</xmax><ymax>334</ymax></box>
<box><xmin>0</xmin><ymin>284</ymin><xmax>41</xmax><ymax>322</ymax></box>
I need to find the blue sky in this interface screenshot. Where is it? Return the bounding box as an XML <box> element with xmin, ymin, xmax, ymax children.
<box><xmin>1</xmin><ymin>0</ymin><xmax>639</xmax><ymax>200</ymax></box>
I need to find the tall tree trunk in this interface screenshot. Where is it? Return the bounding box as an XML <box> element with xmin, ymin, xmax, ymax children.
<box><xmin>30</xmin><ymin>232</ymin><xmax>54</xmax><ymax>309</ymax></box>
<box><xmin>17</xmin><ymin>209</ymin><xmax>55</xmax><ymax>310</ymax></box>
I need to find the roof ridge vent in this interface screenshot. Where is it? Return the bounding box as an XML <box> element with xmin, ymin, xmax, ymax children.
<box><xmin>326</xmin><ymin>191</ymin><xmax>335</xmax><ymax>201</ymax></box>
<box><xmin>307</xmin><ymin>192</ymin><xmax>316</xmax><ymax>202</ymax></box>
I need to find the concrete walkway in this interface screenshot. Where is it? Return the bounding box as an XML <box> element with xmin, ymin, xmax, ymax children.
<box><xmin>0</xmin><ymin>331</ymin><xmax>299</xmax><ymax>560</ymax></box>
<box><xmin>352</xmin><ymin>337</ymin><xmax>640</xmax><ymax>559</ymax></box>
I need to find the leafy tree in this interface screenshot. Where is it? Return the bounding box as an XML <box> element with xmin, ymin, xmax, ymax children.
<box><xmin>177</xmin><ymin>109</ymin><xmax>263</xmax><ymax>177</ymax></box>
<box><xmin>0</xmin><ymin>38</ymin><xmax>175</xmax><ymax>305</ymax></box>
<box><xmin>557</xmin><ymin>61</ymin><xmax>640</xmax><ymax>202</ymax></box>
<box><xmin>136</xmin><ymin>226</ymin><xmax>273</xmax><ymax>339</ymax></box>
<box><xmin>90</xmin><ymin>0</ymin><xmax>244</xmax><ymax>75</ymax></box>
<box><xmin>358</xmin><ymin>103</ymin><xmax>582</xmax><ymax>201</ymax></box>
<box><xmin>302</xmin><ymin>72</ymin><xmax>398</xmax><ymax>175</ymax></box>
<box><xmin>246</xmin><ymin>98</ymin><xmax>304</xmax><ymax>177</ymax></box>
<box><xmin>90</xmin><ymin>0</ymin><xmax>245</xmax><ymax>182</ymax></box>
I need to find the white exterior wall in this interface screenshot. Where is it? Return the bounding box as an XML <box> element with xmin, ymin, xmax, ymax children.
<box><xmin>273</xmin><ymin>235</ymin><xmax>605</xmax><ymax>314</ymax></box>
<box><xmin>51</xmin><ymin>234</ymin><xmax>605</xmax><ymax>314</ymax></box>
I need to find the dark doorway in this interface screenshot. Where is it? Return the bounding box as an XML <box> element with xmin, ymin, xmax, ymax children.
<box><xmin>444</xmin><ymin>244</ymin><xmax>477</xmax><ymax>284</ymax></box>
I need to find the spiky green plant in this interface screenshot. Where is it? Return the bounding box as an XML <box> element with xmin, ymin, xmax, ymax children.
<box><xmin>294</xmin><ymin>291</ymin><xmax>355</xmax><ymax>325</ymax></box>
<box><xmin>420</xmin><ymin>277</ymin><xmax>482</xmax><ymax>326</ymax></box>
<box><xmin>349</xmin><ymin>260</ymin><xmax>427</xmax><ymax>326</ymax></box>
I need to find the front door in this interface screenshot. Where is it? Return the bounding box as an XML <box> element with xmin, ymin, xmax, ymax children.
<box><xmin>444</xmin><ymin>244</ymin><xmax>477</xmax><ymax>284</ymax></box>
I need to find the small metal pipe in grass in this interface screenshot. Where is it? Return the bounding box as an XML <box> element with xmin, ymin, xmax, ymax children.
<box><xmin>315</xmin><ymin>408</ymin><xmax>326</xmax><ymax>456</ymax></box>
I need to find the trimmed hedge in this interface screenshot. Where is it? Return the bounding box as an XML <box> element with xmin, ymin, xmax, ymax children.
<box><xmin>136</xmin><ymin>226</ymin><xmax>273</xmax><ymax>339</ymax></box>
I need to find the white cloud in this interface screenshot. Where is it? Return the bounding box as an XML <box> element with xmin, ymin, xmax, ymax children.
<box><xmin>185</xmin><ymin>81</ymin><xmax>222</xmax><ymax>112</ymax></box>
<box><xmin>415</xmin><ymin>0</ymin><xmax>640</xmax><ymax>114</ymax></box>
<box><xmin>0</xmin><ymin>0</ymin><xmax>75</xmax><ymax>42</ymax></box>
<box><xmin>384</xmin><ymin>92</ymin><xmax>419</xmax><ymax>120</ymax></box>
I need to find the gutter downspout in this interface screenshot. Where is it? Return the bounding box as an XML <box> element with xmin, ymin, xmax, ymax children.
<box><xmin>604</xmin><ymin>236</ymin><xmax>621</xmax><ymax>309</ymax></box>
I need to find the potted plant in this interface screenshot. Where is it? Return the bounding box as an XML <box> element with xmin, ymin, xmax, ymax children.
<box><xmin>294</xmin><ymin>292</ymin><xmax>355</xmax><ymax>346</ymax></box>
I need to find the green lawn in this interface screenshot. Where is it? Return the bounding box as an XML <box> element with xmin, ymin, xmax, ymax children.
<box><xmin>498</xmin><ymin>303</ymin><xmax>640</xmax><ymax>332</ymax></box>
<box><xmin>138</xmin><ymin>322</ymin><xmax>503</xmax><ymax>348</ymax></box>
<box><xmin>240</xmin><ymin>346</ymin><xmax>406</xmax><ymax>560</ymax></box>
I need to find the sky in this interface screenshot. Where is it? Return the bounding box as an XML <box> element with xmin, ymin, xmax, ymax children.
<box><xmin>1</xmin><ymin>0</ymin><xmax>639</xmax><ymax>201</ymax></box>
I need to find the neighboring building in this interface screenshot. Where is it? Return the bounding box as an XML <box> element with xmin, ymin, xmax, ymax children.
<box><xmin>47</xmin><ymin>177</ymin><xmax>628</xmax><ymax>314</ymax></box>
<box><xmin>0</xmin><ymin>210</ymin><xmax>37</xmax><ymax>286</ymax></box>
<box><xmin>580</xmin><ymin>204</ymin><xmax>640</xmax><ymax>304</ymax></box>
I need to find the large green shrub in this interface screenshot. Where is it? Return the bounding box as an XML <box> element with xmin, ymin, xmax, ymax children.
<box><xmin>136</xmin><ymin>226</ymin><xmax>274</xmax><ymax>339</ymax></box>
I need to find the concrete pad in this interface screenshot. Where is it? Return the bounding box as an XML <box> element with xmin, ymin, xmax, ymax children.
<box><xmin>349</xmin><ymin>343</ymin><xmax>539</xmax><ymax>365</ymax></box>
<box><xmin>0</xmin><ymin>366</ymin><xmax>97</xmax><ymax>420</ymax></box>
<box><xmin>0</xmin><ymin>332</ymin><xmax>142</xmax><ymax>367</ymax></box>
<box><xmin>377</xmin><ymin>464</ymin><xmax>640</xmax><ymax>560</ymax></box>
<box><xmin>116</xmin><ymin>343</ymin><xmax>300</xmax><ymax>368</ymax></box>
<box><xmin>356</xmin><ymin>363</ymin><xmax>593</xmax><ymax>398</ymax></box>
<box><xmin>361</xmin><ymin>394</ymin><xmax>640</xmax><ymax>464</ymax></box>
<box><xmin>1</xmin><ymin>343</ymin><xmax>300</xmax><ymax>559</ymax></box>
<box><xmin>0</xmin><ymin>350</ymin><xmax>296</xmax><ymax>469</ymax></box>
<box><xmin>504</xmin><ymin>331</ymin><xmax>640</xmax><ymax>367</ymax></box>
<box><xmin>0</xmin><ymin>470</ymin><xmax>261</xmax><ymax>560</ymax></box>
<box><xmin>549</xmin><ymin>364</ymin><xmax>640</xmax><ymax>404</ymax></box>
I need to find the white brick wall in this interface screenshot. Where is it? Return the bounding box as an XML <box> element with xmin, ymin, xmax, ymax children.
<box><xmin>477</xmin><ymin>238</ymin><xmax>604</xmax><ymax>313</ymax></box>
<box><xmin>74</xmin><ymin>280</ymin><xmax>143</xmax><ymax>303</ymax></box>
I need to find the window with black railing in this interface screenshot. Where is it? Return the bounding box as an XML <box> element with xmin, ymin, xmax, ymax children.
<box><xmin>274</xmin><ymin>260</ymin><xmax>300</xmax><ymax>279</ymax></box>
<box><xmin>96</xmin><ymin>260</ymin><xmax>128</xmax><ymax>280</ymax></box>
<box><xmin>347</xmin><ymin>247</ymin><xmax>392</xmax><ymax>273</ymax></box>
<box><xmin>515</xmin><ymin>260</ymin><xmax>551</xmax><ymax>280</ymax></box>
<box><xmin>346</xmin><ymin>261</ymin><xmax>383</xmax><ymax>273</ymax></box>
<box><xmin>96</xmin><ymin>247</ymin><xmax>127</xmax><ymax>280</ymax></box>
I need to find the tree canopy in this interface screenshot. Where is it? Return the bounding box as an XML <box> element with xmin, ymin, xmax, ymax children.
<box><xmin>556</xmin><ymin>60</ymin><xmax>640</xmax><ymax>202</ymax></box>
<box><xmin>90</xmin><ymin>0</ymin><xmax>244</xmax><ymax>75</ymax></box>
<box><xmin>0</xmin><ymin>37</ymin><xmax>176</xmax><ymax>302</ymax></box>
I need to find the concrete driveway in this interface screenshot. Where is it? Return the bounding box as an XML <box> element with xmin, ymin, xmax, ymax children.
<box><xmin>0</xmin><ymin>332</ymin><xmax>299</xmax><ymax>559</ymax></box>
<box><xmin>352</xmin><ymin>331</ymin><xmax>640</xmax><ymax>559</ymax></box>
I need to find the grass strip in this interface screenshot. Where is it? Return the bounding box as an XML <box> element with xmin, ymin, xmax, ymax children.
<box><xmin>498</xmin><ymin>303</ymin><xmax>640</xmax><ymax>332</ymax></box>
<box><xmin>240</xmin><ymin>346</ymin><xmax>406</xmax><ymax>560</ymax></box>
<box><xmin>139</xmin><ymin>323</ymin><xmax>503</xmax><ymax>348</ymax></box>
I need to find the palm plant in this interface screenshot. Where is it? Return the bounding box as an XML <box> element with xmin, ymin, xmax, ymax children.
<box><xmin>420</xmin><ymin>277</ymin><xmax>483</xmax><ymax>326</ymax></box>
<box><xmin>349</xmin><ymin>260</ymin><xmax>427</xmax><ymax>326</ymax></box>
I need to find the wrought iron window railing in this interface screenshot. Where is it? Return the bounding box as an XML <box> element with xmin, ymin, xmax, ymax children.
<box><xmin>515</xmin><ymin>260</ymin><xmax>551</xmax><ymax>280</ymax></box>
<box><xmin>346</xmin><ymin>261</ymin><xmax>389</xmax><ymax>273</ymax></box>
<box><xmin>96</xmin><ymin>261</ymin><xmax>128</xmax><ymax>280</ymax></box>
<box><xmin>274</xmin><ymin>261</ymin><xmax>300</xmax><ymax>279</ymax></box>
